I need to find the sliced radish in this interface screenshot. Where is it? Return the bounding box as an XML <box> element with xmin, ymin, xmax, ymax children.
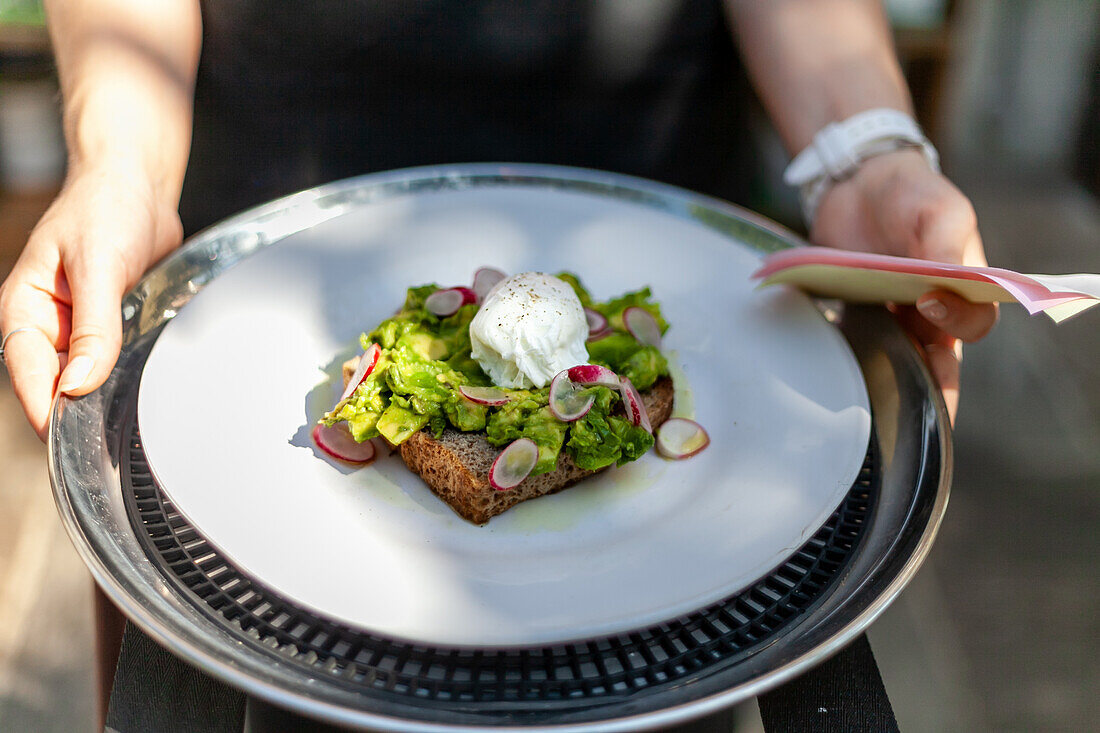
<box><xmin>459</xmin><ymin>385</ymin><xmax>511</xmax><ymax>406</ymax></box>
<box><xmin>454</xmin><ymin>286</ymin><xmax>478</xmax><ymax>303</ymax></box>
<box><xmin>567</xmin><ymin>364</ymin><xmax>620</xmax><ymax>389</ymax></box>
<box><xmin>618</xmin><ymin>376</ymin><xmax>652</xmax><ymax>433</ymax></box>
<box><xmin>472</xmin><ymin>267</ymin><xmax>507</xmax><ymax>301</ymax></box>
<box><xmin>584</xmin><ymin>307</ymin><xmax>608</xmax><ymax>335</ymax></box>
<box><xmin>312</xmin><ymin>423</ymin><xmax>377</xmax><ymax>465</ymax></box>
<box><xmin>586</xmin><ymin>328</ymin><xmax>612</xmax><ymax>344</ymax></box>
<box><xmin>339</xmin><ymin>343</ymin><xmax>381</xmax><ymax>402</ymax></box>
<box><xmin>549</xmin><ymin>369</ymin><xmax>595</xmax><ymax>422</ymax></box>
<box><xmin>489</xmin><ymin>438</ymin><xmax>539</xmax><ymax>490</ymax></box>
<box><xmin>656</xmin><ymin>418</ymin><xmax>710</xmax><ymax>459</ymax></box>
<box><xmin>623</xmin><ymin>306</ymin><xmax>662</xmax><ymax>348</ymax></box>
<box><xmin>425</xmin><ymin>287</ymin><xmax>477</xmax><ymax>317</ymax></box>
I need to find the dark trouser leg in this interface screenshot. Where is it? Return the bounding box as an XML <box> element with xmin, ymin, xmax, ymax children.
<box><xmin>94</xmin><ymin>583</ymin><xmax>126</xmax><ymax>729</ymax></box>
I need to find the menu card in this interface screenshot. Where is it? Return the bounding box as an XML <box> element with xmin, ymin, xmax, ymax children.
<box><xmin>753</xmin><ymin>247</ymin><xmax>1100</xmax><ymax>323</ymax></box>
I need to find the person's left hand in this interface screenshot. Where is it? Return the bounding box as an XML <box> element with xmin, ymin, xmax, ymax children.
<box><xmin>811</xmin><ymin>148</ymin><xmax>998</xmax><ymax>422</ymax></box>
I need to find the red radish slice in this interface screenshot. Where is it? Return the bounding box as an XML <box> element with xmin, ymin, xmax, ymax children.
<box><xmin>339</xmin><ymin>343</ymin><xmax>381</xmax><ymax>402</ymax></box>
<box><xmin>584</xmin><ymin>307</ymin><xmax>608</xmax><ymax>335</ymax></box>
<box><xmin>656</xmin><ymin>418</ymin><xmax>710</xmax><ymax>459</ymax></box>
<box><xmin>586</xmin><ymin>328</ymin><xmax>612</xmax><ymax>344</ymax></box>
<box><xmin>312</xmin><ymin>423</ymin><xmax>377</xmax><ymax>465</ymax></box>
<box><xmin>549</xmin><ymin>370</ymin><xmax>595</xmax><ymax>422</ymax></box>
<box><xmin>459</xmin><ymin>385</ymin><xmax>511</xmax><ymax>406</ymax></box>
<box><xmin>425</xmin><ymin>287</ymin><xmax>477</xmax><ymax>317</ymax></box>
<box><xmin>623</xmin><ymin>306</ymin><xmax>662</xmax><ymax>348</ymax></box>
<box><xmin>567</xmin><ymin>364</ymin><xmax>620</xmax><ymax>388</ymax></box>
<box><xmin>453</xmin><ymin>286</ymin><xmax>478</xmax><ymax>303</ymax></box>
<box><xmin>618</xmin><ymin>376</ymin><xmax>652</xmax><ymax>432</ymax></box>
<box><xmin>489</xmin><ymin>438</ymin><xmax>539</xmax><ymax>490</ymax></box>
<box><xmin>472</xmin><ymin>267</ymin><xmax>507</xmax><ymax>301</ymax></box>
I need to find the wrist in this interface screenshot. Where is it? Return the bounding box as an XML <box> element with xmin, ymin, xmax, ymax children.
<box><xmin>783</xmin><ymin>108</ymin><xmax>939</xmax><ymax>228</ymax></box>
<box><xmin>63</xmin><ymin>154</ymin><xmax>177</xmax><ymax>219</ymax></box>
<box><xmin>66</xmin><ymin>138</ymin><xmax>187</xmax><ymax>212</ymax></box>
<box><xmin>62</xmin><ymin>78</ymin><xmax>191</xmax><ymax>208</ymax></box>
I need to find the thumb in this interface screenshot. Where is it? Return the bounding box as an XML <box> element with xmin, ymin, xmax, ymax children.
<box><xmin>57</xmin><ymin>250</ymin><xmax>128</xmax><ymax>396</ymax></box>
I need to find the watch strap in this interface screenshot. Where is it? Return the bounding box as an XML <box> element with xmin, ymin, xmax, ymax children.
<box><xmin>783</xmin><ymin>108</ymin><xmax>940</xmax><ymax>227</ymax></box>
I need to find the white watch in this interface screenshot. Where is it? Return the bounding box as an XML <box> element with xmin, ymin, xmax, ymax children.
<box><xmin>783</xmin><ymin>108</ymin><xmax>940</xmax><ymax>227</ymax></box>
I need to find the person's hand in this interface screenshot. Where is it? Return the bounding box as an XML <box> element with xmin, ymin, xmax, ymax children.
<box><xmin>811</xmin><ymin>148</ymin><xmax>998</xmax><ymax>421</ymax></box>
<box><xmin>0</xmin><ymin>163</ymin><xmax>183</xmax><ymax>440</ymax></box>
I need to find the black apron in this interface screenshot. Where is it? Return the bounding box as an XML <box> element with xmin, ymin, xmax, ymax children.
<box><xmin>180</xmin><ymin>0</ymin><xmax>757</xmax><ymax>234</ymax></box>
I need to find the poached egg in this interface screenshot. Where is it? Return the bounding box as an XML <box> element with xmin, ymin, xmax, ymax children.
<box><xmin>469</xmin><ymin>272</ymin><xmax>588</xmax><ymax>388</ymax></box>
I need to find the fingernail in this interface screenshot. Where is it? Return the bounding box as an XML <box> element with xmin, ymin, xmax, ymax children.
<box><xmin>58</xmin><ymin>355</ymin><xmax>93</xmax><ymax>393</ymax></box>
<box><xmin>917</xmin><ymin>298</ymin><xmax>948</xmax><ymax>321</ymax></box>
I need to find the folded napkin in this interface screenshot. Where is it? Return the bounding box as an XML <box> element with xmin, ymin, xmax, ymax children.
<box><xmin>753</xmin><ymin>247</ymin><xmax>1100</xmax><ymax>323</ymax></box>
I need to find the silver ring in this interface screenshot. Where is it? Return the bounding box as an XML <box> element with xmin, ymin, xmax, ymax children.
<box><xmin>0</xmin><ymin>326</ymin><xmax>43</xmax><ymax>364</ymax></box>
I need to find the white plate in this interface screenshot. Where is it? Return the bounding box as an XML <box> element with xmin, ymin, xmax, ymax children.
<box><xmin>137</xmin><ymin>172</ymin><xmax>871</xmax><ymax>647</ymax></box>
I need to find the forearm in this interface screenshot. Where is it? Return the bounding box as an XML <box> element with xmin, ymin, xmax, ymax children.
<box><xmin>45</xmin><ymin>0</ymin><xmax>201</xmax><ymax>206</ymax></box>
<box><xmin>725</xmin><ymin>0</ymin><xmax>911</xmax><ymax>153</ymax></box>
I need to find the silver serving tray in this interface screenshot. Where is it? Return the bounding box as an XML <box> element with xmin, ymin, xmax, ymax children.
<box><xmin>49</xmin><ymin>164</ymin><xmax>950</xmax><ymax>731</ymax></box>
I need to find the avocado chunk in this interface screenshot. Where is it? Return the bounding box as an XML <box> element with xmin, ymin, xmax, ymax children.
<box><xmin>376</xmin><ymin>404</ymin><xmax>430</xmax><ymax>445</ymax></box>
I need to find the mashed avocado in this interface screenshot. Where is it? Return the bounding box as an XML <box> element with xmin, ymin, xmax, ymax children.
<box><xmin>323</xmin><ymin>273</ymin><xmax>669</xmax><ymax>473</ymax></box>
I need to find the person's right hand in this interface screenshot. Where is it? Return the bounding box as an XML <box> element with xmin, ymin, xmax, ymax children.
<box><xmin>0</xmin><ymin>162</ymin><xmax>183</xmax><ymax>440</ymax></box>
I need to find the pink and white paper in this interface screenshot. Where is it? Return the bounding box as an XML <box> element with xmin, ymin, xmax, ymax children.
<box><xmin>753</xmin><ymin>247</ymin><xmax>1100</xmax><ymax>323</ymax></box>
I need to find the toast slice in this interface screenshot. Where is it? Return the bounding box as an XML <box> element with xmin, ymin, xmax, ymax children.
<box><xmin>398</xmin><ymin>376</ymin><xmax>675</xmax><ymax>524</ymax></box>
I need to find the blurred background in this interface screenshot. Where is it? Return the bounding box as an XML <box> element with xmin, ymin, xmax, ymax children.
<box><xmin>0</xmin><ymin>1</ymin><xmax>1096</xmax><ymax>731</ymax></box>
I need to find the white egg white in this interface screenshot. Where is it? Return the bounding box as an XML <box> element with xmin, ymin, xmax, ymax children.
<box><xmin>469</xmin><ymin>272</ymin><xmax>589</xmax><ymax>388</ymax></box>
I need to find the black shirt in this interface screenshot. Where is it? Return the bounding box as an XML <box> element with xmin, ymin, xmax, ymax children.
<box><xmin>181</xmin><ymin>0</ymin><xmax>757</xmax><ymax>233</ymax></box>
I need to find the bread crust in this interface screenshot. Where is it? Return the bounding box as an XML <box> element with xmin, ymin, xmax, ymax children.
<box><xmin>398</xmin><ymin>377</ymin><xmax>675</xmax><ymax>524</ymax></box>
